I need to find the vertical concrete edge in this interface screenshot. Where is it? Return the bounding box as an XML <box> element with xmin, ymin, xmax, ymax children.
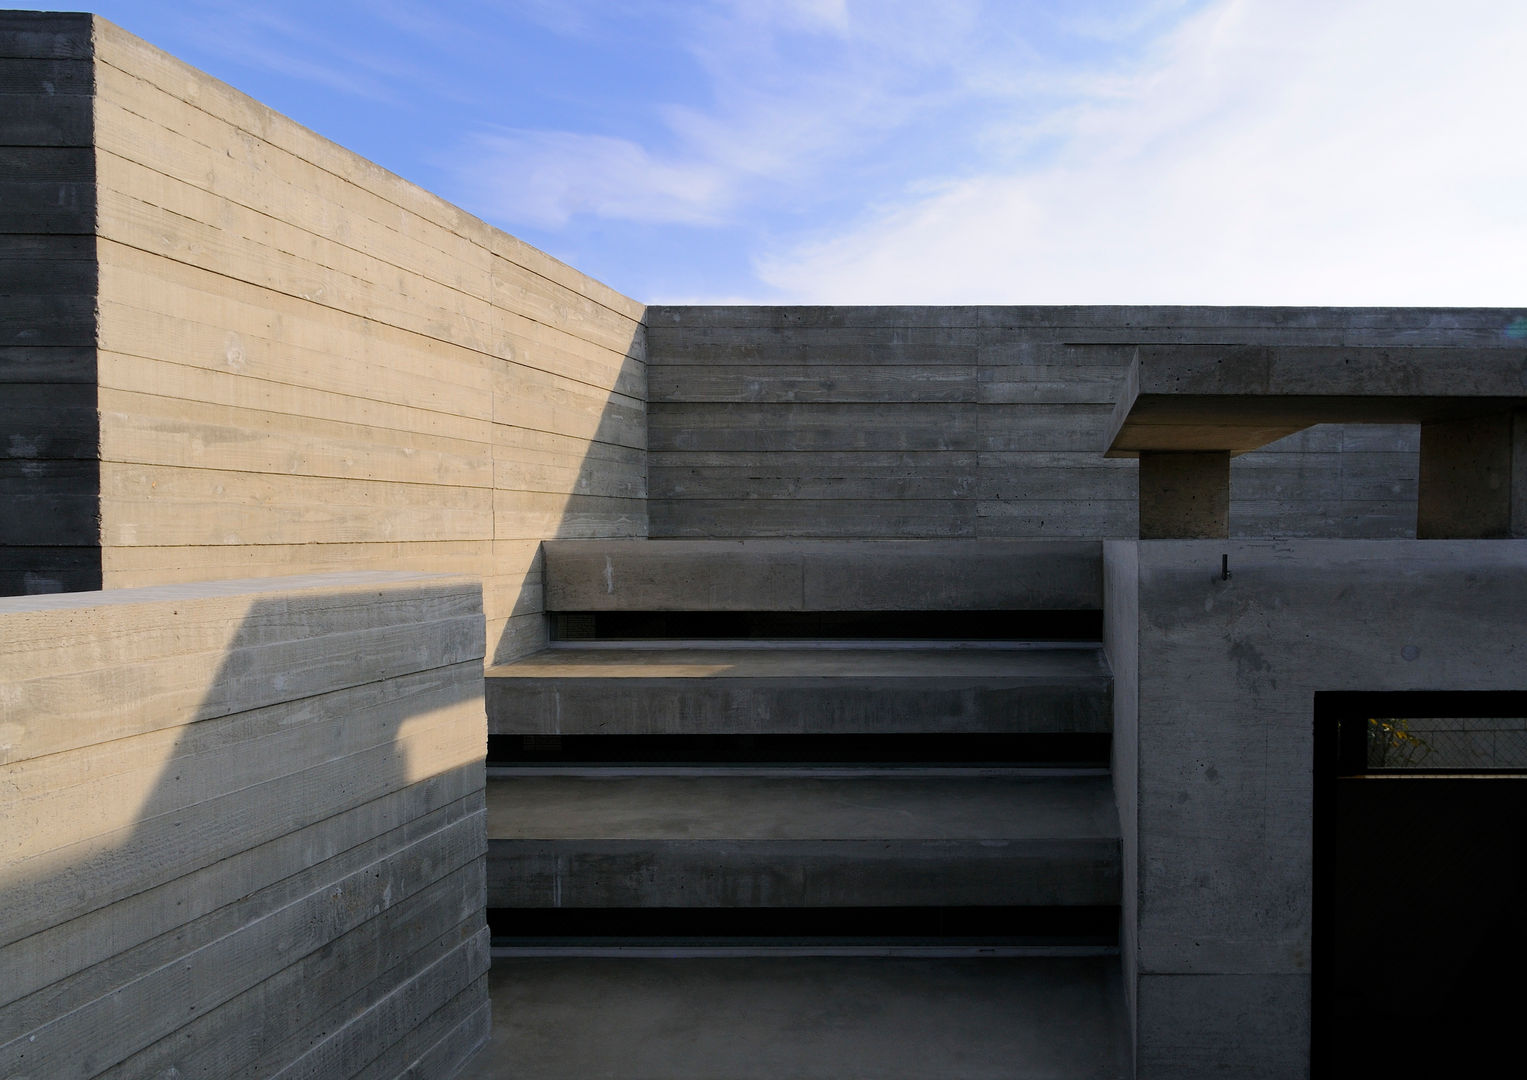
<box><xmin>1102</xmin><ymin>539</ymin><xmax>1140</xmax><ymax>1078</ymax></box>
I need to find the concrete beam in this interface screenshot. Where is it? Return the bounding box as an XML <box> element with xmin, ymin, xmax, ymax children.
<box><xmin>1106</xmin><ymin>344</ymin><xmax>1527</xmax><ymax>458</ymax></box>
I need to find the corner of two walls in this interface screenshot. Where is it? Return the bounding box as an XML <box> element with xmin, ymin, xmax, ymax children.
<box><xmin>1</xmin><ymin>13</ymin><xmax>648</xmax><ymax>666</ymax></box>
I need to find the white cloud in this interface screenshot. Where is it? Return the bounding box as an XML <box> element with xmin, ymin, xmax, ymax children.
<box><xmin>459</xmin><ymin>130</ymin><xmax>731</xmax><ymax>228</ymax></box>
<box><xmin>755</xmin><ymin>0</ymin><xmax>1527</xmax><ymax>304</ymax></box>
<box><xmin>452</xmin><ymin>0</ymin><xmax>991</xmax><ymax>230</ymax></box>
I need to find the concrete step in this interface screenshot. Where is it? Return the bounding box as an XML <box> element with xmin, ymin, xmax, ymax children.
<box><xmin>542</xmin><ymin>539</ymin><xmax>1102</xmax><ymax>612</ymax></box>
<box><xmin>456</xmin><ymin>956</ymin><xmax>1129</xmax><ymax>1080</ymax></box>
<box><xmin>486</xmin><ymin>642</ymin><xmax>1112</xmax><ymax>737</ymax></box>
<box><xmin>485</xmin><ymin>772</ymin><xmax>1120</xmax><ymax>909</ymax></box>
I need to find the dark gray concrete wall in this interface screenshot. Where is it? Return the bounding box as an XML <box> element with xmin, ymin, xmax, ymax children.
<box><xmin>639</xmin><ymin>307</ymin><xmax>1518</xmax><ymax>541</ymax></box>
<box><xmin>0</xmin><ymin>573</ymin><xmax>491</xmax><ymax>1079</ymax></box>
<box><xmin>0</xmin><ymin>12</ymin><xmax>100</xmax><ymax>594</ymax></box>
<box><xmin>1107</xmin><ymin>538</ymin><xmax>1527</xmax><ymax>1077</ymax></box>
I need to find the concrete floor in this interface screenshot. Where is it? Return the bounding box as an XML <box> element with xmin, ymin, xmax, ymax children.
<box><xmin>456</xmin><ymin>954</ymin><xmax>1129</xmax><ymax>1079</ymax></box>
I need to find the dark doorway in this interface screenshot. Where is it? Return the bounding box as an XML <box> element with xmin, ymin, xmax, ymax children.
<box><xmin>1313</xmin><ymin>692</ymin><xmax>1527</xmax><ymax>1075</ymax></box>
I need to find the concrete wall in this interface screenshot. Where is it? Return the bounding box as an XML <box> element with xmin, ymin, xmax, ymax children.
<box><xmin>0</xmin><ymin>13</ymin><xmax>100</xmax><ymax>595</ymax></box>
<box><xmin>1</xmin><ymin>13</ymin><xmax>648</xmax><ymax>663</ymax></box>
<box><xmin>1105</xmin><ymin>539</ymin><xmax>1527</xmax><ymax>1077</ymax></box>
<box><xmin>640</xmin><ymin>306</ymin><xmax>1498</xmax><ymax>541</ymax></box>
<box><xmin>0</xmin><ymin>572</ymin><xmax>490</xmax><ymax>1078</ymax></box>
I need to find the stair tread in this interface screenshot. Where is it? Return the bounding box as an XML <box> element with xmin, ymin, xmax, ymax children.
<box><xmin>487</xmin><ymin>643</ymin><xmax>1110</xmax><ymax>682</ymax></box>
<box><xmin>486</xmin><ymin>773</ymin><xmax>1118</xmax><ymax>842</ymax></box>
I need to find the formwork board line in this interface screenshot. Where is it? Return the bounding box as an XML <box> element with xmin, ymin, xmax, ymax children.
<box><xmin>2</xmin><ymin>714</ymin><xmax>483</xmax><ymax>948</ymax></box>
<box><xmin>4</xmin><ymin>644</ymin><xmax>483</xmax><ymax>767</ymax></box>
<box><xmin>261</xmin><ymin>927</ymin><xmax>491</xmax><ymax>1080</ymax></box>
<box><xmin>8</xmin><ymin>685</ymin><xmax>482</xmax><ymax>868</ymax></box>
<box><xmin>1</xmin><ymin>814</ymin><xmax>484</xmax><ymax>1079</ymax></box>
<box><xmin>1</xmin><ymin>798</ymin><xmax>481</xmax><ymax>1026</ymax></box>
<box><xmin>91</xmin><ymin>82</ymin><xmax>643</xmax><ymax>352</ymax></box>
<box><xmin>345</xmin><ymin>970</ymin><xmax>490</xmax><ymax>1080</ymax></box>
<box><xmin>8</xmin><ymin>669</ymin><xmax>484</xmax><ymax>856</ymax></box>
<box><xmin>95</xmin><ymin>31</ymin><xmax>642</xmax><ymax>323</ymax></box>
<box><xmin>104</xmin><ymin>877</ymin><xmax>486</xmax><ymax>1080</ymax></box>
<box><xmin>0</xmin><ymin>766</ymin><xmax>482</xmax><ymax>1010</ymax></box>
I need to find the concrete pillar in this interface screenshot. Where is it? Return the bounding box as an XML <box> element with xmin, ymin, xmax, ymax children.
<box><xmin>1137</xmin><ymin>452</ymin><xmax>1229</xmax><ymax>539</ymax></box>
<box><xmin>1417</xmin><ymin>409</ymin><xmax>1525</xmax><ymax>538</ymax></box>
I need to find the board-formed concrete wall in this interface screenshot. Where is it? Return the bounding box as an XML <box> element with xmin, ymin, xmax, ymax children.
<box><xmin>0</xmin><ymin>572</ymin><xmax>490</xmax><ymax>1079</ymax></box>
<box><xmin>0</xmin><ymin>12</ymin><xmax>647</xmax><ymax>663</ymax></box>
<box><xmin>640</xmin><ymin>306</ymin><xmax>1517</xmax><ymax>541</ymax></box>
<box><xmin>1104</xmin><ymin>538</ymin><xmax>1527</xmax><ymax>1078</ymax></box>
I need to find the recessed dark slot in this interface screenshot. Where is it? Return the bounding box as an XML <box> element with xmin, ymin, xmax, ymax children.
<box><xmin>488</xmin><ymin>905</ymin><xmax>1118</xmax><ymax>945</ymax></box>
<box><xmin>488</xmin><ymin>732</ymin><xmax>1110</xmax><ymax>766</ymax></box>
<box><xmin>550</xmin><ymin>610</ymin><xmax>1102</xmax><ymax>641</ymax></box>
<box><xmin>1314</xmin><ymin>691</ymin><xmax>1527</xmax><ymax>1074</ymax></box>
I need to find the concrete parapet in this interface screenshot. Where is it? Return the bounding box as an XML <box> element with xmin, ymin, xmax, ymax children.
<box><xmin>0</xmin><ymin>572</ymin><xmax>490</xmax><ymax>1079</ymax></box>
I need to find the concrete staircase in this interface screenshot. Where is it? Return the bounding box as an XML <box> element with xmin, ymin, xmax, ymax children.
<box><xmin>474</xmin><ymin>539</ymin><xmax>1126</xmax><ymax>1076</ymax></box>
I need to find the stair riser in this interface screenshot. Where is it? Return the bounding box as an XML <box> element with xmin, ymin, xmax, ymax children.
<box><xmin>488</xmin><ymin>681</ymin><xmax>1111</xmax><ymax>736</ymax></box>
<box><xmin>544</xmin><ymin>540</ymin><xmax>1102</xmax><ymax>612</ymax></box>
<box><xmin>488</xmin><ymin>840</ymin><xmax>1120</xmax><ymax>908</ymax></box>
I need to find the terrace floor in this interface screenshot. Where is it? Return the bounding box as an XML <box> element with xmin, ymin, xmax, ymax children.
<box><xmin>457</xmin><ymin>954</ymin><xmax>1129</xmax><ymax>1079</ymax></box>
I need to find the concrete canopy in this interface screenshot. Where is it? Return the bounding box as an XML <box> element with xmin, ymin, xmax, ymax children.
<box><xmin>1104</xmin><ymin>344</ymin><xmax>1527</xmax><ymax>457</ymax></box>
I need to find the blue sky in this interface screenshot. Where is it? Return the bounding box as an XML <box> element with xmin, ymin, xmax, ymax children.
<box><xmin>86</xmin><ymin>1</ymin><xmax>1527</xmax><ymax>305</ymax></box>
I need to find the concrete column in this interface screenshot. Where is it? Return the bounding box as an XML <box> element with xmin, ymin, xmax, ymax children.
<box><xmin>1417</xmin><ymin>410</ymin><xmax>1524</xmax><ymax>538</ymax></box>
<box><xmin>1137</xmin><ymin>452</ymin><xmax>1229</xmax><ymax>539</ymax></box>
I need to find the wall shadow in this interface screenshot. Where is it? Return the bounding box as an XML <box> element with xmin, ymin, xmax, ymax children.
<box><xmin>1</xmin><ymin>576</ymin><xmax>490</xmax><ymax>1078</ymax></box>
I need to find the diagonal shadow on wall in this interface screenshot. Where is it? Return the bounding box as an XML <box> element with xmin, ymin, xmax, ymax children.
<box><xmin>1</xmin><ymin>574</ymin><xmax>492</xmax><ymax>1078</ymax></box>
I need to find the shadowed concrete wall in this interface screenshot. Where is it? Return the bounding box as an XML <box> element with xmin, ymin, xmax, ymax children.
<box><xmin>0</xmin><ymin>13</ymin><xmax>99</xmax><ymax>594</ymax></box>
<box><xmin>1104</xmin><ymin>539</ymin><xmax>1527</xmax><ymax>1078</ymax></box>
<box><xmin>0</xmin><ymin>13</ymin><xmax>647</xmax><ymax>664</ymax></box>
<box><xmin>1</xmin><ymin>572</ymin><xmax>489</xmax><ymax>1078</ymax></box>
<box><xmin>639</xmin><ymin>306</ymin><xmax>1523</xmax><ymax>540</ymax></box>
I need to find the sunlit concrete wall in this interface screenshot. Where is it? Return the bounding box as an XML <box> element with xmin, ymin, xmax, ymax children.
<box><xmin>0</xmin><ymin>572</ymin><xmax>489</xmax><ymax>1078</ymax></box>
<box><xmin>639</xmin><ymin>306</ymin><xmax>1522</xmax><ymax>541</ymax></box>
<box><xmin>1105</xmin><ymin>538</ymin><xmax>1527</xmax><ymax>1078</ymax></box>
<box><xmin>0</xmin><ymin>12</ymin><xmax>647</xmax><ymax>663</ymax></box>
